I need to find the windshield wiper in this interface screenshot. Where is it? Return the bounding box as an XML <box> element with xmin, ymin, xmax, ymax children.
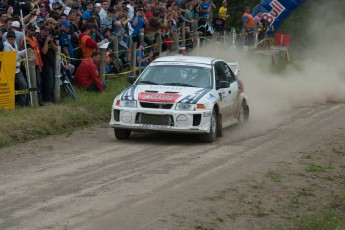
<box><xmin>137</xmin><ymin>80</ymin><xmax>158</xmax><ymax>85</ymax></box>
<box><xmin>162</xmin><ymin>83</ymin><xmax>194</xmax><ymax>87</ymax></box>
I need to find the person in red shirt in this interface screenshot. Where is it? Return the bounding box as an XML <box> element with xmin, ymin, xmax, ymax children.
<box><xmin>74</xmin><ymin>51</ymin><xmax>105</xmax><ymax>93</ymax></box>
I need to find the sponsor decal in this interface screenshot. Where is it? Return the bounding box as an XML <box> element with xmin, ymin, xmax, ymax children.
<box><xmin>138</xmin><ymin>92</ymin><xmax>181</xmax><ymax>102</ymax></box>
<box><xmin>178</xmin><ymin>88</ymin><xmax>211</xmax><ymax>104</ymax></box>
<box><xmin>253</xmin><ymin>0</ymin><xmax>305</xmax><ymax>30</ymax></box>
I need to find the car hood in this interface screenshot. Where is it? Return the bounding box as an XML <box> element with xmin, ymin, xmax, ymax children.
<box><xmin>119</xmin><ymin>85</ymin><xmax>211</xmax><ymax>104</ymax></box>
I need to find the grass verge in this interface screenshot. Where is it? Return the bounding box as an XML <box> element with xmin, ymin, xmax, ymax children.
<box><xmin>0</xmin><ymin>76</ymin><xmax>130</xmax><ymax>148</ymax></box>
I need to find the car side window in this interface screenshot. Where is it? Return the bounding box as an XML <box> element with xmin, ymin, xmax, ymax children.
<box><xmin>214</xmin><ymin>62</ymin><xmax>227</xmax><ymax>87</ymax></box>
<box><xmin>224</xmin><ymin>63</ymin><xmax>236</xmax><ymax>83</ymax></box>
<box><xmin>219</xmin><ymin>62</ymin><xmax>235</xmax><ymax>83</ymax></box>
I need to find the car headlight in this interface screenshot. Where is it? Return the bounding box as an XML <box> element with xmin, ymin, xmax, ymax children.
<box><xmin>117</xmin><ymin>100</ymin><xmax>137</xmax><ymax>108</ymax></box>
<box><xmin>176</xmin><ymin>103</ymin><xmax>195</xmax><ymax>111</ymax></box>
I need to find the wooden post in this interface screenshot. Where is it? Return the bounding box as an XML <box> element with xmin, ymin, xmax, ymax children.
<box><xmin>139</xmin><ymin>28</ymin><xmax>144</xmax><ymax>44</ymax></box>
<box><xmin>28</xmin><ymin>48</ymin><xmax>38</xmax><ymax>106</ymax></box>
<box><xmin>172</xmin><ymin>31</ymin><xmax>179</xmax><ymax>54</ymax></box>
<box><xmin>99</xmin><ymin>48</ymin><xmax>107</xmax><ymax>83</ymax></box>
<box><xmin>129</xmin><ymin>42</ymin><xmax>137</xmax><ymax>76</ymax></box>
<box><xmin>54</xmin><ymin>46</ymin><xmax>61</xmax><ymax>103</ymax></box>
<box><xmin>113</xmin><ymin>36</ymin><xmax>119</xmax><ymax>59</ymax></box>
<box><xmin>192</xmin><ymin>21</ymin><xmax>200</xmax><ymax>50</ymax></box>
<box><xmin>181</xmin><ymin>22</ymin><xmax>186</xmax><ymax>48</ymax></box>
<box><xmin>156</xmin><ymin>32</ymin><xmax>162</xmax><ymax>55</ymax></box>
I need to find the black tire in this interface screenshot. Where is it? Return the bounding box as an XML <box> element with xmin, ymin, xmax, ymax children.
<box><xmin>200</xmin><ymin>110</ymin><xmax>217</xmax><ymax>143</ymax></box>
<box><xmin>114</xmin><ymin>128</ymin><xmax>131</xmax><ymax>140</ymax></box>
<box><xmin>237</xmin><ymin>101</ymin><xmax>249</xmax><ymax>124</ymax></box>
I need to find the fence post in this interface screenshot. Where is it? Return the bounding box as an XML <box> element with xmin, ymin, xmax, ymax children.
<box><xmin>139</xmin><ymin>28</ymin><xmax>144</xmax><ymax>44</ymax></box>
<box><xmin>129</xmin><ymin>42</ymin><xmax>137</xmax><ymax>76</ymax></box>
<box><xmin>192</xmin><ymin>21</ymin><xmax>200</xmax><ymax>50</ymax></box>
<box><xmin>54</xmin><ymin>46</ymin><xmax>61</xmax><ymax>103</ymax></box>
<box><xmin>156</xmin><ymin>32</ymin><xmax>162</xmax><ymax>55</ymax></box>
<box><xmin>181</xmin><ymin>22</ymin><xmax>186</xmax><ymax>48</ymax></box>
<box><xmin>28</xmin><ymin>48</ymin><xmax>38</xmax><ymax>106</ymax></box>
<box><xmin>99</xmin><ymin>48</ymin><xmax>107</xmax><ymax>83</ymax></box>
<box><xmin>231</xmin><ymin>27</ymin><xmax>237</xmax><ymax>48</ymax></box>
<box><xmin>113</xmin><ymin>36</ymin><xmax>119</xmax><ymax>59</ymax></box>
<box><xmin>172</xmin><ymin>31</ymin><xmax>179</xmax><ymax>54</ymax></box>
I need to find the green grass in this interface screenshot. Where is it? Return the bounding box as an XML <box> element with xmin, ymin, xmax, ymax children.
<box><xmin>0</xmin><ymin>76</ymin><xmax>130</xmax><ymax>148</ymax></box>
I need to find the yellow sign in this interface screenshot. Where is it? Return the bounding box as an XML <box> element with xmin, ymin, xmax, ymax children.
<box><xmin>0</xmin><ymin>51</ymin><xmax>17</xmax><ymax>110</ymax></box>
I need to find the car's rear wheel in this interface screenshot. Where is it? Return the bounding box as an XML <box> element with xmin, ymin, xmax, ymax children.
<box><xmin>114</xmin><ymin>128</ymin><xmax>131</xmax><ymax>140</ymax></box>
<box><xmin>200</xmin><ymin>110</ymin><xmax>217</xmax><ymax>143</ymax></box>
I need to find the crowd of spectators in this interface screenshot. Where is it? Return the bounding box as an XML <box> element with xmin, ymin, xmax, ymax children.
<box><xmin>0</xmin><ymin>0</ymin><xmax>270</xmax><ymax>107</ymax></box>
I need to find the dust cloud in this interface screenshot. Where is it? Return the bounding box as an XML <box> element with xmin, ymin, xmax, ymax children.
<box><xmin>190</xmin><ymin>0</ymin><xmax>345</xmax><ymax>135</ymax></box>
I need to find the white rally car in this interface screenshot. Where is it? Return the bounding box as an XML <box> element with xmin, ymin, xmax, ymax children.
<box><xmin>110</xmin><ymin>56</ymin><xmax>249</xmax><ymax>142</ymax></box>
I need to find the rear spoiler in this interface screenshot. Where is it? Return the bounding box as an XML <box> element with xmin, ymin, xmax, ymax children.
<box><xmin>227</xmin><ymin>62</ymin><xmax>240</xmax><ymax>77</ymax></box>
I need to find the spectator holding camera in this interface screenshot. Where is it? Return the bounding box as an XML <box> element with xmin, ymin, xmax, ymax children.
<box><xmin>38</xmin><ymin>25</ymin><xmax>58</xmax><ymax>103</ymax></box>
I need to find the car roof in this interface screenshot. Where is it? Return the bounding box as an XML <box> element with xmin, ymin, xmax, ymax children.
<box><xmin>152</xmin><ymin>56</ymin><xmax>219</xmax><ymax>65</ymax></box>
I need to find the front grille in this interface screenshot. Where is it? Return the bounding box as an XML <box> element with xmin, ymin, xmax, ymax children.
<box><xmin>136</xmin><ymin>113</ymin><xmax>174</xmax><ymax>126</ymax></box>
<box><xmin>140</xmin><ymin>102</ymin><xmax>173</xmax><ymax>109</ymax></box>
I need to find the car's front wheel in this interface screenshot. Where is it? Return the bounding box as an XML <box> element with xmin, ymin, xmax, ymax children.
<box><xmin>114</xmin><ymin>128</ymin><xmax>131</xmax><ymax>140</ymax></box>
<box><xmin>237</xmin><ymin>101</ymin><xmax>249</xmax><ymax>124</ymax></box>
<box><xmin>200</xmin><ymin>110</ymin><xmax>217</xmax><ymax>143</ymax></box>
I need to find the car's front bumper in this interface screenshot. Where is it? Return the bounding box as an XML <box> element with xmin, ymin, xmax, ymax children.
<box><xmin>109</xmin><ymin>107</ymin><xmax>213</xmax><ymax>134</ymax></box>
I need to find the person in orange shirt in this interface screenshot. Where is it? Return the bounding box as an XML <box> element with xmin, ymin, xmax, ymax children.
<box><xmin>78</xmin><ymin>22</ymin><xmax>108</xmax><ymax>59</ymax></box>
<box><xmin>242</xmin><ymin>6</ymin><xmax>255</xmax><ymax>46</ymax></box>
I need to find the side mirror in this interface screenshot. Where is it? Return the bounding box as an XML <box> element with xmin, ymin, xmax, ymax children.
<box><xmin>127</xmin><ymin>76</ymin><xmax>137</xmax><ymax>84</ymax></box>
<box><xmin>218</xmin><ymin>80</ymin><xmax>230</xmax><ymax>89</ymax></box>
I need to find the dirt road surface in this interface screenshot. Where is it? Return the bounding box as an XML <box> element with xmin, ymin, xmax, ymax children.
<box><xmin>1</xmin><ymin>101</ymin><xmax>345</xmax><ymax>230</ymax></box>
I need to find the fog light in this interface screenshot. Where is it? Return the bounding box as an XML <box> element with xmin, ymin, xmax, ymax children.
<box><xmin>121</xmin><ymin>111</ymin><xmax>132</xmax><ymax>123</ymax></box>
<box><xmin>176</xmin><ymin>114</ymin><xmax>189</xmax><ymax>126</ymax></box>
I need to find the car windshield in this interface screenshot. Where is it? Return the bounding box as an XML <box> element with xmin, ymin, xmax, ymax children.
<box><xmin>136</xmin><ymin>65</ymin><xmax>213</xmax><ymax>89</ymax></box>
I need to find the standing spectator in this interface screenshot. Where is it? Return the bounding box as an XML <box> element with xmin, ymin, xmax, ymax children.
<box><xmin>0</xmin><ymin>29</ymin><xmax>4</xmax><ymax>51</ymax></box>
<box><xmin>218</xmin><ymin>0</ymin><xmax>229</xmax><ymax>21</ymax></box>
<box><xmin>21</xmin><ymin>23</ymin><xmax>44</xmax><ymax>106</ymax></box>
<box><xmin>145</xmin><ymin>9</ymin><xmax>166</xmax><ymax>52</ymax></box>
<box><xmin>131</xmin><ymin>7</ymin><xmax>147</xmax><ymax>47</ymax></box>
<box><xmin>242</xmin><ymin>6</ymin><xmax>254</xmax><ymax>46</ymax></box>
<box><xmin>99</xmin><ymin>0</ymin><xmax>110</xmax><ymax>21</ymax></box>
<box><xmin>59</xmin><ymin>19</ymin><xmax>74</xmax><ymax>63</ymax></box>
<box><xmin>2</xmin><ymin>21</ymin><xmax>24</xmax><ymax>48</ymax></box>
<box><xmin>39</xmin><ymin>2</ymin><xmax>48</xmax><ymax>19</ymax></box>
<box><xmin>126</xmin><ymin>0</ymin><xmax>135</xmax><ymax>19</ymax></box>
<box><xmin>198</xmin><ymin>0</ymin><xmax>212</xmax><ymax>30</ymax></box>
<box><xmin>92</xmin><ymin>3</ymin><xmax>102</xmax><ymax>29</ymax></box>
<box><xmin>135</xmin><ymin>41</ymin><xmax>153</xmax><ymax>68</ymax></box>
<box><xmin>75</xmin><ymin>51</ymin><xmax>105</xmax><ymax>93</ymax></box>
<box><xmin>0</xmin><ymin>11</ymin><xmax>8</xmax><ymax>28</ymax></box>
<box><xmin>3</xmin><ymin>30</ymin><xmax>28</xmax><ymax>106</ymax></box>
<box><xmin>82</xmin><ymin>1</ymin><xmax>93</xmax><ymax>24</ymax></box>
<box><xmin>254</xmin><ymin>11</ymin><xmax>266</xmax><ymax>41</ymax></box>
<box><xmin>100</xmin><ymin>7</ymin><xmax>116</xmax><ymax>31</ymax></box>
<box><xmin>38</xmin><ymin>25</ymin><xmax>58</xmax><ymax>103</ymax></box>
<box><xmin>79</xmin><ymin>22</ymin><xmax>108</xmax><ymax>59</ymax></box>
<box><xmin>68</xmin><ymin>9</ymin><xmax>80</xmax><ymax>48</ymax></box>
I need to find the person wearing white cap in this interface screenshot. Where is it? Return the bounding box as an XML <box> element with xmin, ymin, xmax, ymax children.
<box><xmin>2</xmin><ymin>21</ymin><xmax>24</xmax><ymax>48</ymax></box>
<box><xmin>3</xmin><ymin>30</ymin><xmax>28</xmax><ymax>106</ymax></box>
